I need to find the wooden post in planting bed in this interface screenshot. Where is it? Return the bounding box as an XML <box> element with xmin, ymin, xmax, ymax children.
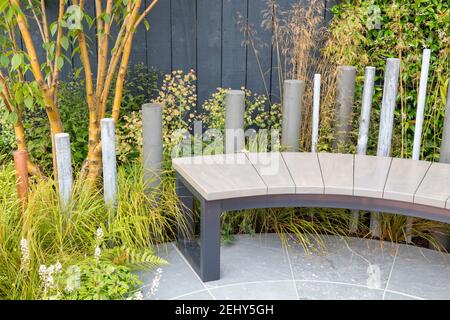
<box><xmin>436</xmin><ymin>81</ymin><xmax>450</xmax><ymax>250</ymax></box>
<box><xmin>55</xmin><ymin>133</ymin><xmax>73</xmax><ymax>211</ymax></box>
<box><xmin>281</xmin><ymin>80</ymin><xmax>304</xmax><ymax>152</ymax></box>
<box><xmin>371</xmin><ymin>58</ymin><xmax>400</xmax><ymax>237</ymax></box>
<box><xmin>13</xmin><ymin>150</ymin><xmax>29</xmax><ymax>204</ymax></box>
<box><xmin>407</xmin><ymin>49</ymin><xmax>431</xmax><ymax>242</ymax></box>
<box><xmin>101</xmin><ymin>118</ymin><xmax>118</xmax><ymax>208</ymax></box>
<box><xmin>350</xmin><ymin>66</ymin><xmax>376</xmax><ymax>233</ymax></box>
<box><xmin>439</xmin><ymin>82</ymin><xmax>450</xmax><ymax>164</ymax></box>
<box><xmin>334</xmin><ymin>66</ymin><xmax>356</xmax><ymax>149</ymax></box>
<box><xmin>311</xmin><ymin>74</ymin><xmax>321</xmax><ymax>153</ymax></box>
<box><xmin>142</xmin><ymin>103</ymin><xmax>163</xmax><ymax>192</ymax></box>
<box><xmin>225</xmin><ymin>90</ymin><xmax>245</xmax><ymax>153</ymax></box>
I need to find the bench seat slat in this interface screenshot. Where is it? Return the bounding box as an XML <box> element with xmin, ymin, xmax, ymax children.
<box><xmin>246</xmin><ymin>152</ymin><xmax>296</xmax><ymax>194</ymax></box>
<box><xmin>414</xmin><ymin>162</ymin><xmax>450</xmax><ymax>209</ymax></box>
<box><xmin>383</xmin><ymin>158</ymin><xmax>431</xmax><ymax>203</ymax></box>
<box><xmin>172</xmin><ymin>153</ymin><xmax>267</xmax><ymax>201</ymax></box>
<box><xmin>281</xmin><ymin>152</ymin><xmax>324</xmax><ymax>194</ymax></box>
<box><xmin>354</xmin><ymin>155</ymin><xmax>392</xmax><ymax>198</ymax></box>
<box><xmin>318</xmin><ymin>153</ymin><xmax>354</xmax><ymax>195</ymax></box>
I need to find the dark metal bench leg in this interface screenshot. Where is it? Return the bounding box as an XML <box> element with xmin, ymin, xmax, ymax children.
<box><xmin>175</xmin><ymin>176</ymin><xmax>194</xmax><ymax>242</ymax></box>
<box><xmin>199</xmin><ymin>199</ymin><xmax>222</xmax><ymax>281</ymax></box>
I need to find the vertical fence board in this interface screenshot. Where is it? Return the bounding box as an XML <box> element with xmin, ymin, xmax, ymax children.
<box><xmin>129</xmin><ymin>1</ymin><xmax>149</xmax><ymax>68</ymax></box>
<box><xmin>27</xmin><ymin>0</ymin><xmax>336</xmax><ymax>107</ymax></box>
<box><xmin>270</xmin><ymin>0</ymin><xmax>290</xmax><ymax>103</ymax></box>
<box><xmin>171</xmin><ymin>0</ymin><xmax>196</xmax><ymax>73</ymax></box>
<box><xmin>197</xmin><ymin>0</ymin><xmax>222</xmax><ymax>107</ymax></box>
<box><xmin>246</xmin><ymin>0</ymin><xmax>272</xmax><ymax>97</ymax></box>
<box><xmin>146</xmin><ymin>0</ymin><xmax>172</xmax><ymax>74</ymax></box>
<box><xmin>222</xmin><ymin>0</ymin><xmax>247</xmax><ymax>90</ymax></box>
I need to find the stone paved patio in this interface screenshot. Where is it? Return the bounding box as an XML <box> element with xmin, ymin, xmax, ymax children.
<box><xmin>139</xmin><ymin>234</ymin><xmax>450</xmax><ymax>300</ymax></box>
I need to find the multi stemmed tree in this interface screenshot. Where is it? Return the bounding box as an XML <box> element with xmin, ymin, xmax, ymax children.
<box><xmin>2</xmin><ymin>0</ymin><xmax>158</xmax><ymax>183</ymax></box>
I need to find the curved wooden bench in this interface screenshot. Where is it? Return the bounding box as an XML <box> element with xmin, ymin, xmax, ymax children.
<box><xmin>172</xmin><ymin>152</ymin><xmax>450</xmax><ymax>281</ymax></box>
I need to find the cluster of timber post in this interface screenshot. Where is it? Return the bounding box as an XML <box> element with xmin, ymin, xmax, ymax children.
<box><xmin>12</xmin><ymin>49</ymin><xmax>450</xmax><ymax>245</ymax></box>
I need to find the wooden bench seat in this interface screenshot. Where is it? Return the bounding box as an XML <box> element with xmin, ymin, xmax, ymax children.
<box><xmin>172</xmin><ymin>152</ymin><xmax>450</xmax><ymax>281</ymax></box>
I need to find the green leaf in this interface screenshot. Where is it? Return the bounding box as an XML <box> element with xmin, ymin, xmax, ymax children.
<box><xmin>24</xmin><ymin>96</ymin><xmax>33</xmax><ymax>109</ymax></box>
<box><xmin>61</xmin><ymin>36</ymin><xmax>69</xmax><ymax>51</ymax></box>
<box><xmin>50</xmin><ymin>22</ymin><xmax>58</xmax><ymax>37</ymax></box>
<box><xmin>0</xmin><ymin>54</ymin><xmax>8</xmax><ymax>68</ymax></box>
<box><xmin>143</xmin><ymin>19</ymin><xmax>150</xmax><ymax>31</ymax></box>
<box><xmin>8</xmin><ymin>112</ymin><xmax>18</xmax><ymax>125</ymax></box>
<box><xmin>11</xmin><ymin>53</ymin><xmax>21</xmax><ymax>71</ymax></box>
<box><xmin>56</xmin><ymin>56</ymin><xmax>64</xmax><ymax>70</ymax></box>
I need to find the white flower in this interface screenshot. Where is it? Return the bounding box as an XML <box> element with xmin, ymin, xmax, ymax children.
<box><xmin>20</xmin><ymin>238</ymin><xmax>30</xmax><ymax>271</ymax></box>
<box><xmin>55</xmin><ymin>262</ymin><xmax>62</xmax><ymax>274</ymax></box>
<box><xmin>65</xmin><ymin>283</ymin><xmax>74</xmax><ymax>293</ymax></box>
<box><xmin>38</xmin><ymin>265</ymin><xmax>47</xmax><ymax>276</ymax></box>
<box><xmin>47</xmin><ymin>265</ymin><xmax>55</xmax><ymax>275</ymax></box>
<box><xmin>134</xmin><ymin>291</ymin><xmax>144</xmax><ymax>300</ymax></box>
<box><xmin>96</xmin><ymin>227</ymin><xmax>104</xmax><ymax>242</ymax></box>
<box><xmin>94</xmin><ymin>246</ymin><xmax>101</xmax><ymax>261</ymax></box>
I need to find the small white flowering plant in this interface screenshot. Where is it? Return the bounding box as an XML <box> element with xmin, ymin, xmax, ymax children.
<box><xmin>35</xmin><ymin>227</ymin><xmax>164</xmax><ymax>300</ymax></box>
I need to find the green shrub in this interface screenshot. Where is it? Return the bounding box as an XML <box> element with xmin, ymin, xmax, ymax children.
<box><xmin>324</xmin><ymin>0</ymin><xmax>449</xmax><ymax>160</ymax></box>
<box><xmin>0</xmin><ymin>64</ymin><xmax>159</xmax><ymax>172</ymax></box>
<box><xmin>0</xmin><ymin>160</ymin><xmax>175</xmax><ymax>300</ymax></box>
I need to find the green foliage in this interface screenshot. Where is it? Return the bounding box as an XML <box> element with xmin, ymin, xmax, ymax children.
<box><xmin>324</xmin><ymin>0</ymin><xmax>450</xmax><ymax>160</ymax></box>
<box><xmin>61</xmin><ymin>259</ymin><xmax>142</xmax><ymax>300</ymax></box>
<box><xmin>201</xmin><ymin>87</ymin><xmax>282</xmax><ymax>132</ymax></box>
<box><xmin>0</xmin><ymin>64</ymin><xmax>159</xmax><ymax>171</ymax></box>
<box><xmin>103</xmin><ymin>246</ymin><xmax>167</xmax><ymax>271</ymax></box>
<box><xmin>0</xmin><ymin>160</ymin><xmax>177</xmax><ymax>300</ymax></box>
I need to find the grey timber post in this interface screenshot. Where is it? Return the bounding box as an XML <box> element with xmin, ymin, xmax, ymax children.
<box><xmin>55</xmin><ymin>133</ymin><xmax>73</xmax><ymax>211</ymax></box>
<box><xmin>440</xmin><ymin>82</ymin><xmax>450</xmax><ymax>164</ymax></box>
<box><xmin>436</xmin><ymin>81</ymin><xmax>450</xmax><ymax>250</ymax></box>
<box><xmin>371</xmin><ymin>58</ymin><xmax>400</xmax><ymax>237</ymax></box>
<box><xmin>334</xmin><ymin>66</ymin><xmax>357</xmax><ymax>149</ymax></box>
<box><xmin>407</xmin><ymin>49</ymin><xmax>431</xmax><ymax>242</ymax></box>
<box><xmin>101</xmin><ymin>118</ymin><xmax>118</xmax><ymax>208</ymax></box>
<box><xmin>225</xmin><ymin>90</ymin><xmax>245</xmax><ymax>153</ymax></box>
<box><xmin>142</xmin><ymin>103</ymin><xmax>163</xmax><ymax>191</ymax></box>
<box><xmin>350</xmin><ymin>66</ymin><xmax>376</xmax><ymax>233</ymax></box>
<box><xmin>311</xmin><ymin>74</ymin><xmax>321</xmax><ymax>153</ymax></box>
<box><xmin>281</xmin><ymin>80</ymin><xmax>304</xmax><ymax>151</ymax></box>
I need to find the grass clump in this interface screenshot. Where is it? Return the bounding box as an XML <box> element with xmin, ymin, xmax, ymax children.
<box><xmin>0</xmin><ymin>161</ymin><xmax>181</xmax><ymax>300</ymax></box>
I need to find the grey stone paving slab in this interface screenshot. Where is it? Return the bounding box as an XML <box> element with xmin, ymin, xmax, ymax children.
<box><xmin>281</xmin><ymin>152</ymin><xmax>324</xmax><ymax>194</ymax></box>
<box><xmin>383</xmin><ymin>291</ymin><xmax>421</xmax><ymax>300</ymax></box>
<box><xmin>140</xmin><ymin>235</ymin><xmax>450</xmax><ymax>300</ymax></box>
<box><xmin>414</xmin><ymin>162</ymin><xmax>450</xmax><ymax>208</ymax></box>
<box><xmin>246</xmin><ymin>152</ymin><xmax>295</xmax><ymax>194</ymax></box>
<box><xmin>386</xmin><ymin>245</ymin><xmax>450</xmax><ymax>299</ymax></box>
<box><xmin>318</xmin><ymin>153</ymin><xmax>354</xmax><ymax>195</ymax></box>
<box><xmin>142</xmin><ymin>244</ymin><xmax>207</xmax><ymax>300</ymax></box>
<box><xmin>288</xmin><ymin>235</ymin><xmax>398</xmax><ymax>289</ymax></box>
<box><xmin>354</xmin><ymin>155</ymin><xmax>392</xmax><ymax>198</ymax></box>
<box><xmin>383</xmin><ymin>158</ymin><xmax>431</xmax><ymax>202</ymax></box>
<box><xmin>230</xmin><ymin>233</ymin><xmax>285</xmax><ymax>251</ymax></box>
<box><xmin>209</xmin><ymin>281</ymin><xmax>298</xmax><ymax>300</ymax></box>
<box><xmin>296</xmin><ymin>281</ymin><xmax>384</xmax><ymax>300</ymax></box>
<box><xmin>172</xmin><ymin>153</ymin><xmax>266</xmax><ymax>200</ymax></box>
<box><xmin>205</xmin><ymin>235</ymin><xmax>292</xmax><ymax>288</ymax></box>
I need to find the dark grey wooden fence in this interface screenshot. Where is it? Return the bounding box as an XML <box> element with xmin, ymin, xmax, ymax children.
<box><xmin>26</xmin><ymin>0</ymin><xmax>339</xmax><ymax>105</ymax></box>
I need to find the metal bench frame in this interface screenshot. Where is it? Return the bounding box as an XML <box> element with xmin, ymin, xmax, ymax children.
<box><xmin>175</xmin><ymin>173</ymin><xmax>450</xmax><ymax>282</ymax></box>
